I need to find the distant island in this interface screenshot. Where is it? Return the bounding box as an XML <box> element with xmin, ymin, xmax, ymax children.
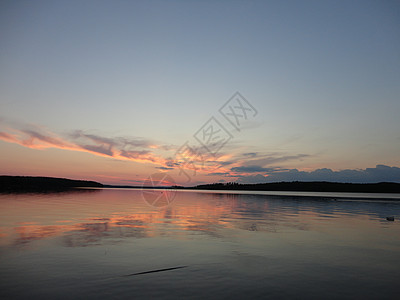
<box><xmin>1</xmin><ymin>176</ymin><xmax>400</xmax><ymax>194</ymax></box>
<box><xmin>106</xmin><ymin>181</ymin><xmax>400</xmax><ymax>194</ymax></box>
<box><xmin>0</xmin><ymin>176</ymin><xmax>103</xmax><ymax>192</ymax></box>
<box><xmin>192</xmin><ymin>181</ymin><xmax>400</xmax><ymax>194</ymax></box>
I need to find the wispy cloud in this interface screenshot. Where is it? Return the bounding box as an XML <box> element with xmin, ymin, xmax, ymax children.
<box><xmin>21</xmin><ymin>129</ymin><xmax>72</xmax><ymax>148</ymax></box>
<box><xmin>156</xmin><ymin>166</ymin><xmax>174</xmax><ymax>170</ymax></box>
<box><xmin>205</xmin><ymin>172</ymin><xmax>231</xmax><ymax>176</ymax></box>
<box><xmin>242</xmin><ymin>152</ymin><xmax>258</xmax><ymax>158</ymax></box>
<box><xmin>0</xmin><ymin>127</ymin><xmax>78</xmax><ymax>151</ymax></box>
<box><xmin>0</xmin><ymin>131</ymin><xmax>19</xmax><ymax>143</ymax></box>
<box><xmin>3</xmin><ymin>120</ymin><xmax>398</xmax><ymax>184</ymax></box>
<box><xmin>242</xmin><ymin>153</ymin><xmax>310</xmax><ymax>167</ymax></box>
<box><xmin>231</xmin><ymin>166</ymin><xmax>285</xmax><ymax>173</ymax></box>
<box><xmin>0</xmin><ymin>123</ymin><xmax>174</xmax><ymax>168</ymax></box>
<box><xmin>212</xmin><ymin>151</ymin><xmax>312</xmax><ymax>177</ymax></box>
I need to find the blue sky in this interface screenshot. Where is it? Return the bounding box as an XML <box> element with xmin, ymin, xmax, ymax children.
<box><xmin>0</xmin><ymin>0</ymin><xmax>399</xmax><ymax>185</ymax></box>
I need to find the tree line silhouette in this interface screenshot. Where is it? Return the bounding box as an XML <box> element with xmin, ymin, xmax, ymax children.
<box><xmin>0</xmin><ymin>176</ymin><xmax>103</xmax><ymax>192</ymax></box>
<box><xmin>193</xmin><ymin>181</ymin><xmax>400</xmax><ymax>193</ymax></box>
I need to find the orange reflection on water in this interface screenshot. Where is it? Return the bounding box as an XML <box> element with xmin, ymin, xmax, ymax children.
<box><xmin>0</xmin><ymin>190</ymin><xmax>243</xmax><ymax>248</ymax></box>
<box><xmin>0</xmin><ymin>189</ymin><xmax>399</xmax><ymax>251</ymax></box>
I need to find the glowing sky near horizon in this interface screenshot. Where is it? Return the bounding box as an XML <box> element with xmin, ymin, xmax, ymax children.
<box><xmin>0</xmin><ymin>0</ymin><xmax>399</xmax><ymax>185</ymax></box>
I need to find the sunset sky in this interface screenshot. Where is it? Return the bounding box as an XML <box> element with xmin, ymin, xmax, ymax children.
<box><xmin>1</xmin><ymin>0</ymin><xmax>399</xmax><ymax>185</ymax></box>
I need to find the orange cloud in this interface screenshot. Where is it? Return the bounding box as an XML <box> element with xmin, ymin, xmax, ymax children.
<box><xmin>0</xmin><ymin>123</ymin><xmax>236</xmax><ymax>178</ymax></box>
<box><xmin>0</xmin><ymin>126</ymin><xmax>172</xmax><ymax>168</ymax></box>
<box><xmin>0</xmin><ymin>131</ymin><xmax>19</xmax><ymax>143</ymax></box>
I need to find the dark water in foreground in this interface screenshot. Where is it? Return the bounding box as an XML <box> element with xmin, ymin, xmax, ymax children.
<box><xmin>0</xmin><ymin>189</ymin><xmax>399</xmax><ymax>299</ymax></box>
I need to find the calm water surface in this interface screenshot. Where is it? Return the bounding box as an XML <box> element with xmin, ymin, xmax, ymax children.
<box><xmin>0</xmin><ymin>189</ymin><xmax>399</xmax><ymax>299</ymax></box>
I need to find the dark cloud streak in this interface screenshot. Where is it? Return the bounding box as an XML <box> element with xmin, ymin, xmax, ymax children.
<box><xmin>237</xmin><ymin>165</ymin><xmax>400</xmax><ymax>184</ymax></box>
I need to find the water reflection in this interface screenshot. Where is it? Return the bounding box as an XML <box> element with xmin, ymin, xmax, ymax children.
<box><xmin>0</xmin><ymin>189</ymin><xmax>399</xmax><ymax>250</ymax></box>
<box><xmin>1</xmin><ymin>189</ymin><xmax>400</xmax><ymax>299</ymax></box>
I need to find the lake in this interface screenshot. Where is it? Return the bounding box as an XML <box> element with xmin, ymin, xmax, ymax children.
<box><xmin>0</xmin><ymin>189</ymin><xmax>399</xmax><ymax>299</ymax></box>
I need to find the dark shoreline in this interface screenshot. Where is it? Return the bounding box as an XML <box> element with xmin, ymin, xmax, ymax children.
<box><xmin>103</xmin><ymin>181</ymin><xmax>400</xmax><ymax>194</ymax></box>
<box><xmin>0</xmin><ymin>176</ymin><xmax>103</xmax><ymax>193</ymax></box>
<box><xmin>191</xmin><ymin>181</ymin><xmax>400</xmax><ymax>194</ymax></box>
<box><xmin>2</xmin><ymin>175</ymin><xmax>400</xmax><ymax>194</ymax></box>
